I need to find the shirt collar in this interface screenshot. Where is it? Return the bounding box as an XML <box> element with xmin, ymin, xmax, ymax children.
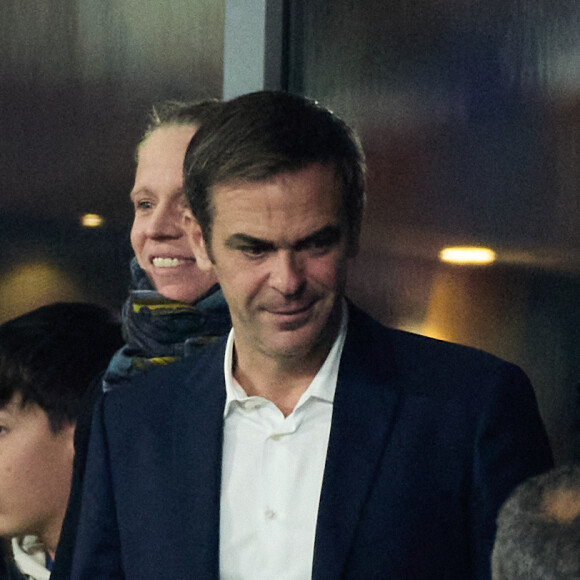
<box><xmin>224</xmin><ymin>298</ymin><xmax>348</xmax><ymax>417</ymax></box>
<box><xmin>12</xmin><ymin>536</ymin><xmax>51</xmax><ymax>579</ymax></box>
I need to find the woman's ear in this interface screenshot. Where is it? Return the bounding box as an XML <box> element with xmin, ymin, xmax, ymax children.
<box><xmin>182</xmin><ymin>210</ymin><xmax>214</xmax><ymax>271</ymax></box>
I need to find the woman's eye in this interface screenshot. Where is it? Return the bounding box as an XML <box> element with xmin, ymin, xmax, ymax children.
<box><xmin>135</xmin><ymin>200</ymin><xmax>153</xmax><ymax>211</ymax></box>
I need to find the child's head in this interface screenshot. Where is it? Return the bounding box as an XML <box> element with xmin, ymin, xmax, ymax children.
<box><xmin>0</xmin><ymin>303</ymin><xmax>122</xmax><ymax>555</ymax></box>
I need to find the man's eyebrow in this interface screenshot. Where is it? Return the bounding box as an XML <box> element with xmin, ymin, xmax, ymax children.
<box><xmin>225</xmin><ymin>234</ymin><xmax>274</xmax><ymax>249</ymax></box>
<box><xmin>225</xmin><ymin>225</ymin><xmax>342</xmax><ymax>251</ymax></box>
<box><xmin>294</xmin><ymin>225</ymin><xmax>342</xmax><ymax>249</ymax></box>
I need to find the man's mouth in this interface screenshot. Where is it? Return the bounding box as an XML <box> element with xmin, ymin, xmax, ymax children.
<box><xmin>267</xmin><ymin>302</ymin><xmax>314</xmax><ymax>316</ymax></box>
<box><xmin>152</xmin><ymin>257</ymin><xmax>183</xmax><ymax>268</ymax></box>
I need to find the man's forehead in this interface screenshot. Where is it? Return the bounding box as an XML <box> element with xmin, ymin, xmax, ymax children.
<box><xmin>213</xmin><ymin>172</ymin><xmax>342</xmax><ymax>220</ymax></box>
<box><xmin>212</xmin><ymin>160</ymin><xmax>338</xmax><ymax>188</ymax></box>
<box><xmin>210</xmin><ymin>164</ymin><xmax>341</xmax><ymax>203</ymax></box>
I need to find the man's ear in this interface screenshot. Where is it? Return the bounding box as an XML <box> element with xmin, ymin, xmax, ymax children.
<box><xmin>182</xmin><ymin>210</ymin><xmax>214</xmax><ymax>272</ymax></box>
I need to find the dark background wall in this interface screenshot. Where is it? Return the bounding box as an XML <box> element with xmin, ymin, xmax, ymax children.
<box><xmin>0</xmin><ymin>0</ymin><xmax>224</xmax><ymax>317</ymax></box>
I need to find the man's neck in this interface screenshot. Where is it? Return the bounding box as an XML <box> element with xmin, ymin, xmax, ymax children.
<box><xmin>230</xmin><ymin>299</ymin><xmax>346</xmax><ymax>416</ymax></box>
<box><xmin>233</xmin><ymin>353</ymin><xmax>324</xmax><ymax>417</ymax></box>
<box><xmin>43</xmin><ymin>526</ymin><xmax>60</xmax><ymax>561</ymax></box>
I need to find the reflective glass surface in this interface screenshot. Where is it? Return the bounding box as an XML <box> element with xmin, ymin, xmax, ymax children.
<box><xmin>289</xmin><ymin>0</ymin><xmax>580</xmax><ymax>462</ymax></box>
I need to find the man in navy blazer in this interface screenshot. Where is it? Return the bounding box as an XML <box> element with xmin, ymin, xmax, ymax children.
<box><xmin>71</xmin><ymin>91</ymin><xmax>552</xmax><ymax>579</ymax></box>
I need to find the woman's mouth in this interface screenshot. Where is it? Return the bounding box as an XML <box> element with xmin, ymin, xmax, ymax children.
<box><xmin>152</xmin><ymin>257</ymin><xmax>183</xmax><ymax>268</ymax></box>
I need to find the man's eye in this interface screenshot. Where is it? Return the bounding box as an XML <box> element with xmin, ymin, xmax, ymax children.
<box><xmin>302</xmin><ymin>238</ymin><xmax>333</xmax><ymax>255</ymax></box>
<box><xmin>310</xmin><ymin>239</ymin><xmax>329</xmax><ymax>250</ymax></box>
<box><xmin>240</xmin><ymin>245</ymin><xmax>269</xmax><ymax>258</ymax></box>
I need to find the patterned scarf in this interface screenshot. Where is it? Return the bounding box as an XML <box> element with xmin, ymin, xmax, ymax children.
<box><xmin>102</xmin><ymin>259</ymin><xmax>231</xmax><ymax>391</ymax></box>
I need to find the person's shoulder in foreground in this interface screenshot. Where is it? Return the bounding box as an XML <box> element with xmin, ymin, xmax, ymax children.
<box><xmin>70</xmin><ymin>90</ymin><xmax>552</xmax><ymax>580</ymax></box>
<box><xmin>492</xmin><ymin>463</ymin><xmax>580</xmax><ymax>580</ymax></box>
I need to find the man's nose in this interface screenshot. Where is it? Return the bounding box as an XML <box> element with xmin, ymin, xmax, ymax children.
<box><xmin>146</xmin><ymin>206</ymin><xmax>183</xmax><ymax>238</ymax></box>
<box><xmin>270</xmin><ymin>251</ymin><xmax>305</xmax><ymax>297</ymax></box>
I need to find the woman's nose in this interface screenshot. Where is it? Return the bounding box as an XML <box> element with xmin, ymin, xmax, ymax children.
<box><xmin>146</xmin><ymin>206</ymin><xmax>183</xmax><ymax>239</ymax></box>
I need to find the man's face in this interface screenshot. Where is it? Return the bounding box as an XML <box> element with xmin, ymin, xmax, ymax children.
<box><xmin>192</xmin><ymin>163</ymin><xmax>357</xmax><ymax>365</ymax></box>
<box><xmin>0</xmin><ymin>394</ymin><xmax>75</xmax><ymax>550</ymax></box>
<box><xmin>130</xmin><ymin>125</ymin><xmax>217</xmax><ymax>303</ymax></box>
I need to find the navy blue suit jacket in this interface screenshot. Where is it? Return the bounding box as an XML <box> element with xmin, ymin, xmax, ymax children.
<box><xmin>71</xmin><ymin>304</ymin><xmax>552</xmax><ymax>579</ymax></box>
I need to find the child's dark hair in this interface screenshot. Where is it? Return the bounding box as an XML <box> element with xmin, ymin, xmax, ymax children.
<box><xmin>0</xmin><ymin>303</ymin><xmax>123</xmax><ymax>432</ymax></box>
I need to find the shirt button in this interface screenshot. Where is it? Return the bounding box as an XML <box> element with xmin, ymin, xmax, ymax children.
<box><xmin>265</xmin><ymin>508</ymin><xmax>277</xmax><ymax>520</ymax></box>
<box><xmin>270</xmin><ymin>433</ymin><xmax>283</xmax><ymax>441</ymax></box>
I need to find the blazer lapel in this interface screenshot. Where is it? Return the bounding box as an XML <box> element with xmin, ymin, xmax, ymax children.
<box><xmin>312</xmin><ymin>305</ymin><xmax>401</xmax><ymax>580</ymax></box>
<box><xmin>171</xmin><ymin>340</ymin><xmax>227</xmax><ymax>578</ymax></box>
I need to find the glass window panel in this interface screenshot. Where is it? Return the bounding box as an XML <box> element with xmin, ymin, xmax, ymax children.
<box><xmin>0</xmin><ymin>0</ymin><xmax>224</xmax><ymax>319</ymax></box>
<box><xmin>289</xmin><ymin>0</ymin><xmax>580</xmax><ymax>463</ymax></box>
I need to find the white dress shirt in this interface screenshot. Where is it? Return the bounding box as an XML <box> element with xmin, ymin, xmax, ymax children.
<box><xmin>219</xmin><ymin>302</ymin><xmax>348</xmax><ymax>579</ymax></box>
<box><xmin>12</xmin><ymin>536</ymin><xmax>51</xmax><ymax>580</ymax></box>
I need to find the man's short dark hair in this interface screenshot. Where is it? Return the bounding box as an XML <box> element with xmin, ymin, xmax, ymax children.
<box><xmin>492</xmin><ymin>463</ymin><xmax>580</xmax><ymax>579</ymax></box>
<box><xmin>183</xmin><ymin>91</ymin><xmax>366</xmax><ymax>250</ymax></box>
<box><xmin>0</xmin><ymin>303</ymin><xmax>123</xmax><ymax>432</ymax></box>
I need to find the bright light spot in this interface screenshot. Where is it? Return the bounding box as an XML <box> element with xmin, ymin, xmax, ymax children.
<box><xmin>438</xmin><ymin>246</ymin><xmax>496</xmax><ymax>265</ymax></box>
<box><xmin>81</xmin><ymin>213</ymin><xmax>104</xmax><ymax>228</ymax></box>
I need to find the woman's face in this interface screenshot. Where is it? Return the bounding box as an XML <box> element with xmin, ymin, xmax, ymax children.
<box><xmin>130</xmin><ymin>125</ymin><xmax>217</xmax><ymax>303</ymax></box>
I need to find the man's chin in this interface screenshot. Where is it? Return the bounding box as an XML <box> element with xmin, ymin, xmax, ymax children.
<box><xmin>262</xmin><ymin>330</ymin><xmax>327</xmax><ymax>360</ymax></box>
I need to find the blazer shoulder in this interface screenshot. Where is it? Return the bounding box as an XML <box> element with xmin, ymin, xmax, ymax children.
<box><xmin>346</xmin><ymin>302</ymin><xmax>530</xmax><ymax>398</ymax></box>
